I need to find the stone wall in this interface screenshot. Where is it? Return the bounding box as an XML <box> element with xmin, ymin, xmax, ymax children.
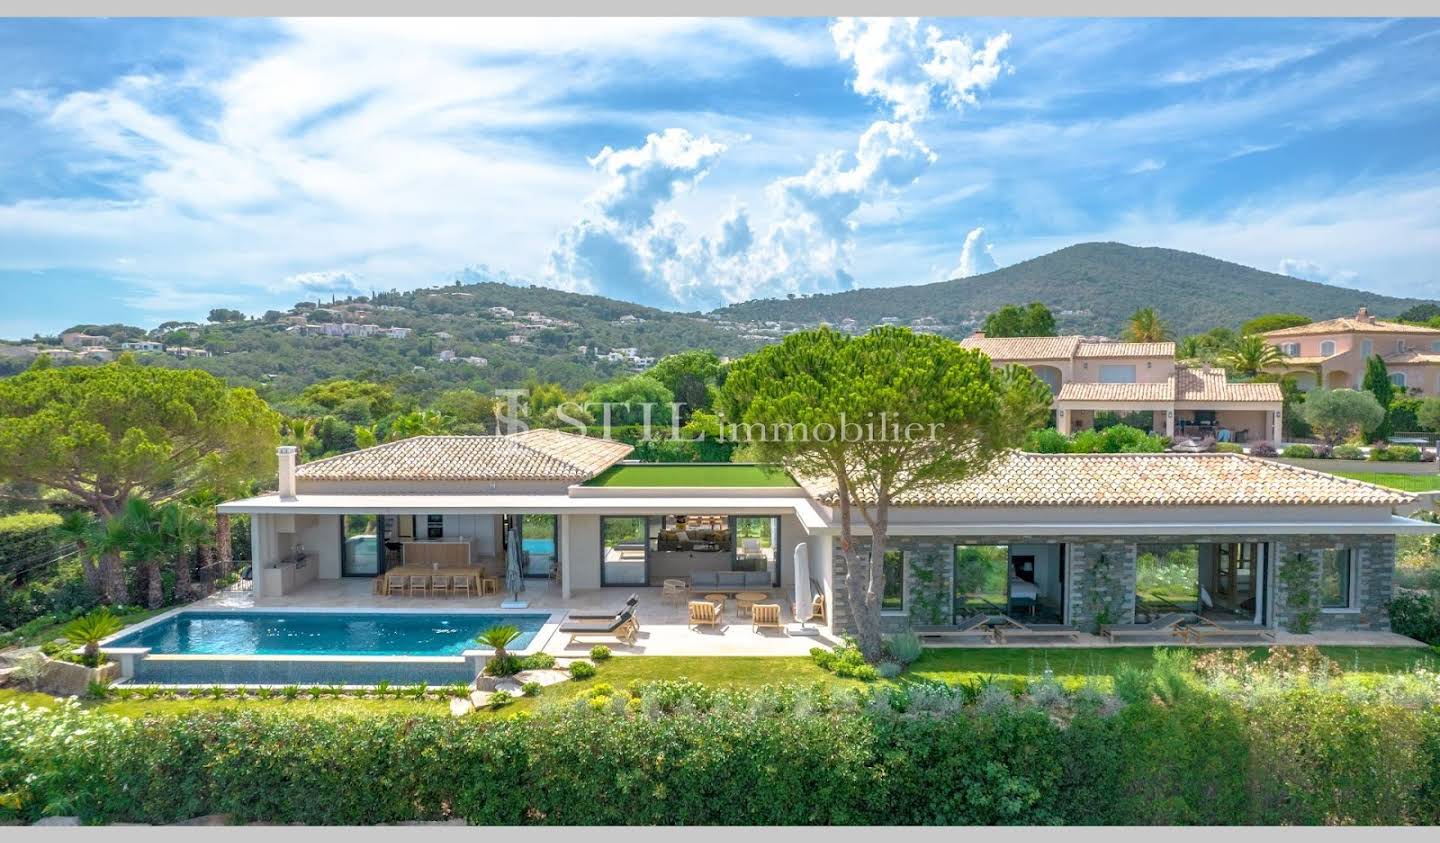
<box><xmin>829</xmin><ymin>532</ymin><xmax>1396</xmax><ymax>636</ymax></box>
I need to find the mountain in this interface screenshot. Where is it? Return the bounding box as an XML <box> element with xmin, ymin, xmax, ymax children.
<box><xmin>711</xmin><ymin>242</ymin><xmax>1433</xmax><ymax>337</ymax></box>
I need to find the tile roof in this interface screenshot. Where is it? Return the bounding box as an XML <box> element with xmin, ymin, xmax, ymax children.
<box><xmin>799</xmin><ymin>452</ymin><xmax>1412</xmax><ymax>508</ymax></box>
<box><xmin>1055</xmin><ymin>368</ymin><xmax>1281</xmax><ymax>404</ymax></box>
<box><xmin>1383</xmin><ymin>350</ymin><xmax>1440</xmax><ymax>365</ymax></box>
<box><xmin>959</xmin><ymin>335</ymin><xmax>1080</xmax><ymax>360</ymax></box>
<box><xmin>295</xmin><ymin>430</ymin><xmax>633</xmax><ymax>481</ymax></box>
<box><xmin>1075</xmin><ymin>341</ymin><xmax>1176</xmax><ymax>358</ymax></box>
<box><xmin>1262</xmin><ymin>315</ymin><xmax>1440</xmax><ymax>338</ymax></box>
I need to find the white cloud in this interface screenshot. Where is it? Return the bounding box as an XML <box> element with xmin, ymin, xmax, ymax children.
<box><xmin>1129</xmin><ymin>158</ymin><xmax>1165</xmax><ymax>174</ymax></box>
<box><xmin>274</xmin><ymin>270</ymin><xmax>366</xmax><ymax>298</ymax></box>
<box><xmin>831</xmin><ymin>17</ymin><xmax>1010</xmax><ymax>122</ymax></box>
<box><xmin>950</xmin><ymin>227</ymin><xmax>999</xmax><ymax>279</ymax></box>
<box><xmin>1277</xmin><ymin>258</ymin><xmax>1359</xmax><ymax>286</ymax></box>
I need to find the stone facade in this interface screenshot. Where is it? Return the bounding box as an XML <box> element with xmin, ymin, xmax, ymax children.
<box><xmin>831</xmin><ymin>532</ymin><xmax>1396</xmax><ymax>636</ymax></box>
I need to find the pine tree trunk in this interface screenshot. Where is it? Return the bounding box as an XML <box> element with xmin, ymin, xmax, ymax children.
<box><xmin>100</xmin><ymin>550</ymin><xmax>129</xmax><ymax>605</ymax></box>
<box><xmin>215</xmin><ymin>513</ymin><xmax>233</xmax><ymax>578</ymax></box>
<box><xmin>146</xmin><ymin>561</ymin><xmax>164</xmax><ymax>609</ymax></box>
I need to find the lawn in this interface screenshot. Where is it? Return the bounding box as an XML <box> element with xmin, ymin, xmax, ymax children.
<box><xmin>907</xmin><ymin>645</ymin><xmax>1436</xmax><ymax>687</ymax></box>
<box><xmin>585</xmin><ymin>464</ymin><xmax>796</xmax><ymax>488</ymax></box>
<box><xmin>1331</xmin><ymin>471</ymin><xmax>1440</xmax><ymax>492</ymax></box>
<box><xmin>1</xmin><ymin>606</ymin><xmax>169</xmax><ymax>648</ymax></box>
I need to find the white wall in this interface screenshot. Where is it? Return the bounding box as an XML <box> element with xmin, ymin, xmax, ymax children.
<box><xmin>565</xmin><ymin>514</ymin><xmax>602</xmax><ymax>590</ymax></box>
<box><xmin>1011</xmin><ymin>543</ymin><xmax>1062</xmax><ymax>608</ymax></box>
<box><xmin>440</xmin><ymin>514</ymin><xmax>499</xmax><ymax>560</ymax></box>
<box><xmin>295</xmin><ymin>514</ymin><xmax>341</xmax><ymax>580</ymax></box>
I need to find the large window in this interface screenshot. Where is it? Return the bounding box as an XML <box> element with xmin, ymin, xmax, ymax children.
<box><xmin>601</xmin><ymin>517</ymin><xmax>647</xmax><ymax>586</ymax></box>
<box><xmin>341</xmin><ymin>514</ymin><xmax>381</xmax><ymax>576</ymax></box>
<box><xmin>882</xmin><ymin>550</ymin><xmax>906</xmax><ymax>612</ymax></box>
<box><xmin>520</xmin><ymin>514</ymin><xmax>558</xmax><ymax>578</ymax></box>
<box><xmin>953</xmin><ymin>545</ymin><xmax>1008</xmax><ymax>617</ymax></box>
<box><xmin>1135</xmin><ymin>543</ymin><xmax>1199</xmax><ymax>621</ymax></box>
<box><xmin>1320</xmin><ymin>547</ymin><xmax>1355</xmax><ymax>609</ymax></box>
<box><xmin>1361</xmin><ymin>339</ymin><xmax>1373</xmax><ymax>357</ymax></box>
<box><xmin>1099</xmin><ymin>364</ymin><xmax>1137</xmax><ymax>383</ymax></box>
<box><xmin>734</xmin><ymin>516</ymin><xmax>780</xmax><ymax>585</ymax></box>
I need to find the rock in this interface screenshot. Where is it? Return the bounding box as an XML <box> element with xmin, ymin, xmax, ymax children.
<box><xmin>0</xmin><ymin>666</ymin><xmax>14</xmax><ymax>687</ymax></box>
<box><xmin>37</xmin><ymin>659</ymin><xmax>119</xmax><ymax>698</ymax></box>
<box><xmin>474</xmin><ymin>675</ymin><xmax>502</xmax><ymax>692</ymax></box>
<box><xmin>449</xmin><ymin>697</ymin><xmax>473</xmax><ymax>717</ymax></box>
<box><xmin>469</xmin><ymin>690</ymin><xmax>492</xmax><ymax>708</ymax></box>
<box><xmin>33</xmin><ymin>817</ymin><xmax>81</xmax><ymax>826</ymax></box>
<box><xmin>171</xmin><ymin>814</ymin><xmax>233</xmax><ymax>826</ymax></box>
<box><xmin>493</xmin><ymin>678</ymin><xmax>524</xmax><ymax>695</ymax></box>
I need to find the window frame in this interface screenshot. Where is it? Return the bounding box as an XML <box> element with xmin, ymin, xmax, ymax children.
<box><xmin>1319</xmin><ymin>340</ymin><xmax>1335</xmax><ymax>357</ymax></box>
<box><xmin>1319</xmin><ymin>546</ymin><xmax>1358</xmax><ymax>613</ymax></box>
<box><xmin>1389</xmin><ymin>372</ymin><xmax>1407</xmax><ymax>388</ymax></box>
<box><xmin>880</xmin><ymin>549</ymin><xmax>908</xmax><ymax>614</ymax></box>
<box><xmin>1360</xmin><ymin>339</ymin><xmax>1373</xmax><ymax>357</ymax></box>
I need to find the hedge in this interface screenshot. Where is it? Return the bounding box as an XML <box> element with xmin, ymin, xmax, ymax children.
<box><xmin>3</xmin><ymin>681</ymin><xmax>1440</xmax><ymax>826</ymax></box>
<box><xmin>0</xmin><ymin>512</ymin><xmax>64</xmax><ymax>582</ymax></box>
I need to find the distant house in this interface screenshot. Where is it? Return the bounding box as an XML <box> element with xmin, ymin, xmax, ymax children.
<box><xmin>167</xmin><ymin>346</ymin><xmax>211</xmax><ymax>359</ymax></box>
<box><xmin>1262</xmin><ymin>307</ymin><xmax>1440</xmax><ymax>396</ymax></box>
<box><xmin>488</xmin><ymin>306</ymin><xmax>515</xmax><ymax>318</ymax></box>
<box><xmin>463</xmin><ymin>356</ymin><xmax>489</xmax><ymax>367</ymax></box>
<box><xmin>80</xmin><ymin>346</ymin><xmax>114</xmax><ymax>362</ymax></box>
<box><xmin>382</xmin><ymin>327</ymin><xmax>412</xmax><ymax>339</ymax></box>
<box><xmin>61</xmin><ymin>332</ymin><xmax>109</xmax><ymax>348</ymax></box>
<box><xmin>506</xmin><ymin>334</ymin><xmax>528</xmax><ymax>345</ymax></box>
<box><xmin>436</xmin><ymin>350</ymin><xmax>456</xmax><ymax>362</ymax></box>
<box><xmin>434</xmin><ymin>331</ymin><xmax>453</xmax><ymax>340</ymax></box>
<box><xmin>615</xmin><ymin>314</ymin><xmax>645</xmax><ymax>325</ymax></box>
<box><xmin>961</xmin><ymin>333</ymin><xmax>1283</xmax><ymax>444</ymax></box>
<box><xmin>121</xmin><ymin>340</ymin><xmax>164</xmax><ymax>353</ymax></box>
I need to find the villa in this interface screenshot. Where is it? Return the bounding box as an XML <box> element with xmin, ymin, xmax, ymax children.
<box><xmin>97</xmin><ymin>428</ymin><xmax>1432</xmax><ymax>684</ymax></box>
<box><xmin>1262</xmin><ymin>306</ymin><xmax>1440</xmax><ymax>395</ymax></box>
<box><xmin>960</xmin><ymin>333</ymin><xmax>1285</xmax><ymax>443</ymax></box>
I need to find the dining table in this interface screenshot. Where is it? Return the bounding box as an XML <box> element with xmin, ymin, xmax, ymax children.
<box><xmin>374</xmin><ymin>564</ymin><xmax>491</xmax><ymax>595</ymax></box>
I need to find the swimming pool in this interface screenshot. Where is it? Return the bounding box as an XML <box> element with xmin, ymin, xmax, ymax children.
<box><xmin>107</xmin><ymin>611</ymin><xmax>551</xmax><ymax>657</ymax></box>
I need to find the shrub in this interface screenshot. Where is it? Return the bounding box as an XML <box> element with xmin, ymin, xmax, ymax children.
<box><xmin>1372</xmin><ymin>444</ymin><xmax>1422</xmax><ymax>462</ymax></box>
<box><xmin>1248</xmin><ymin>441</ymin><xmax>1278</xmax><ymax>458</ymax></box>
<box><xmin>877</xmin><ymin>661</ymin><xmax>904</xmax><ymax>680</ymax></box>
<box><xmin>63</xmin><ymin>608</ymin><xmax>123</xmax><ymax>666</ymax></box>
<box><xmin>519</xmin><ymin>651</ymin><xmax>555</xmax><ymax>670</ymax></box>
<box><xmin>812</xmin><ymin>640</ymin><xmax>877</xmax><ymax>681</ymax></box>
<box><xmin>883</xmin><ymin>631</ymin><xmax>923</xmax><ymax>666</ymax></box>
<box><xmin>568</xmin><ymin>660</ymin><xmax>597</xmax><ymax>680</ymax></box>
<box><xmin>521</xmin><ymin>681</ymin><xmax>542</xmax><ymax>697</ymax></box>
<box><xmin>1281</xmin><ymin>444</ymin><xmax>1315</xmax><ymax>458</ymax></box>
<box><xmin>589</xmin><ymin>645</ymin><xmax>612</xmax><ymax>662</ymax></box>
<box><xmin>1215</xmin><ymin>442</ymin><xmax>1243</xmax><ymax>453</ymax></box>
<box><xmin>1023</xmin><ymin>427</ymin><xmax>1070</xmax><ymax>453</ymax></box>
<box><xmin>484</xmin><ymin>655</ymin><xmax>521</xmax><ymax>677</ymax></box>
<box><xmin>488</xmin><ymin>690</ymin><xmax>513</xmax><ymax>709</ymax></box>
<box><xmin>1331</xmin><ymin>443</ymin><xmax>1365</xmax><ymax>460</ymax></box>
<box><xmin>1388</xmin><ymin>592</ymin><xmax>1440</xmax><ymax>645</ymax></box>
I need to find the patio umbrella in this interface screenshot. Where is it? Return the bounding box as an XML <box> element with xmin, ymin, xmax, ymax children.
<box><xmin>505</xmin><ymin>521</ymin><xmax>525</xmax><ymax>602</ymax></box>
<box><xmin>793</xmin><ymin>543</ymin><xmax>813</xmax><ymax>629</ymax></box>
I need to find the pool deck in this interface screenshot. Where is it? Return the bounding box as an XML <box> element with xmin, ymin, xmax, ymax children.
<box><xmin>195</xmin><ymin>579</ymin><xmax>842</xmax><ymax>657</ymax></box>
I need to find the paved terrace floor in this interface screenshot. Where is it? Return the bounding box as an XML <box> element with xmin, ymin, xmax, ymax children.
<box><xmin>194</xmin><ymin>579</ymin><xmax>1423</xmax><ymax>653</ymax></box>
<box><xmin>197</xmin><ymin>579</ymin><xmax>842</xmax><ymax>657</ymax></box>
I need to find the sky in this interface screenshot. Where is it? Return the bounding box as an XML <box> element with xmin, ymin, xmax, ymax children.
<box><xmin>1</xmin><ymin>16</ymin><xmax>1438</xmax><ymax>338</ymax></box>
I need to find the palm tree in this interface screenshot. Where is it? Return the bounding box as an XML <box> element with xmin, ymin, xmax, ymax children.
<box><xmin>1217</xmin><ymin>334</ymin><xmax>1285</xmax><ymax>377</ymax></box>
<box><xmin>55</xmin><ymin>510</ymin><xmax>102</xmax><ymax>596</ymax></box>
<box><xmin>115</xmin><ymin>498</ymin><xmax>169</xmax><ymax>609</ymax></box>
<box><xmin>386</xmin><ymin>410</ymin><xmax>447</xmax><ymax>441</ymax></box>
<box><xmin>91</xmin><ymin>513</ymin><xmax>132</xmax><ymax>606</ymax></box>
<box><xmin>1123</xmin><ymin>307</ymin><xmax>1170</xmax><ymax>343</ymax></box>
<box><xmin>63</xmin><ymin>608</ymin><xmax>123</xmax><ymax>666</ymax></box>
<box><xmin>160</xmin><ymin>502</ymin><xmax>208</xmax><ymax>603</ymax></box>
<box><xmin>476</xmin><ymin>624</ymin><xmax>522</xmax><ymax>666</ymax></box>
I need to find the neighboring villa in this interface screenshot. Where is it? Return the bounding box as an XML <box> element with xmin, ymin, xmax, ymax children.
<box><xmin>960</xmin><ymin>334</ymin><xmax>1284</xmax><ymax>443</ymax></box>
<box><xmin>208</xmin><ymin>431</ymin><xmax>1424</xmax><ymax>656</ymax></box>
<box><xmin>1262</xmin><ymin>307</ymin><xmax>1440</xmax><ymax>395</ymax></box>
<box><xmin>120</xmin><ymin>340</ymin><xmax>164</xmax><ymax>353</ymax></box>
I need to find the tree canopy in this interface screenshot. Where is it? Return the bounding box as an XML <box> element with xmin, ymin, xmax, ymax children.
<box><xmin>586</xmin><ymin>375</ymin><xmax>675</xmax><ymax>427</ymax></box>
<box><xmin>980</xmin><ymin>302</ymin><xmax>1056</xmax><ymax>338</ymax></box>
<box><xmin>0</xmin><ymin>359</ymin><xmax>280</xmax><ymax>516</ymax></box>
<box><xmin>1398</xmin><ymin>303</ymin><xmax>1440</xmax><ymax>324</ymax></box>
<box><xmin>1240</xmin><ymin>313</ymin><xmax>1311</xmax><ymax>335</ymax></box>
<box><xmin>1123</xmin><ymin>307</ymin><xmax>1169</xmax><ymax>342</ymax></box>
<box><xmin>1298</xmin><ymin>388</ymin><xmax>1385</xmax><ymax>446</ymax></box>
<box><xmin>720</xmin><ymin>326</ymin><xmax>1049</xmax><ymax>658</ymax></box>
<box><xmin>1362</xmin><ymin>355</ymin><xmax>1395</xmax><ymax>441</ymax></box>
<box><xmin>1217</xmin><ymin>334</ymin><xmax>1284</xmax><ymax>377</ymax></box>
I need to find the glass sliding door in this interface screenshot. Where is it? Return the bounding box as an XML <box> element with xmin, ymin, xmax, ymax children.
<box><xmin>1134</xmin><ymin>543</ymin><xmax>1199</xmax><ymax>622</ymax></box>
<box><xmin>341</xmin><ymin>514</ymin><xmax>382</xmax><ymax>577</ymax></box>
<box><xmin>601</xmin><ymin>516</ymin><xmax>648</xmax><ymax>586</ymax></box>
<box><xmin>520</xmin><ymin>514</ymin><xmax>558</xmax><ymax>578</ymax></box>
<box><xmin>734</xmin><ymin>515</ymin><xmax>781</xmax><ymax>586</ymax></box>
<box><xmin>953</xmin><ymin>545</ymin><xmax>1009</xmax><ymax>620</ymax></box>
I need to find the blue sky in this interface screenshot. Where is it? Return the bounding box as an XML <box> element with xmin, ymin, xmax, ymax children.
<box><xmin>1</xmin><ymin>17</ymin><xmax>1438</xmax><ymax>338</ymax></box>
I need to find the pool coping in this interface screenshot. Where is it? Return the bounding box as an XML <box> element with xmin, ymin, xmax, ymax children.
<box><xmin>99</xmin><ymin>605</ymin><xmax>564</xmax><ymax>681</ymax></box>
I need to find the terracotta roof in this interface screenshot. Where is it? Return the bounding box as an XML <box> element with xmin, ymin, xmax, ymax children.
<box><xmin>1057</xmin><ymin>381</ymin><xmax>1173</xmax><ymax>402</ymax></box>
<box><xmin>1056</xmin><ymin>368</ymin><xmax>1280</xmax><ymax>405</ymax></box>
<box><xmin>1262</xmin><ymin>315</ymin><xmax>1440</xmax><ymax>338</ymax></box>
<box><xmin>1383</xmin><ymin>350</ymin><xmax>1440</xmax><ymax>365</ymax></box>
<box><xmin>959</xmin><ymin>335</ymin><xmax>1080</xmax><ymax>361</ymax></box>
<box><xmin>1175</xmin><ymin>368</ymin><xmax>1283</xmax><ymax>403</ymax></box>
<box><xmin>295</xmin><ymin>430</ymin><xmax>633</xmax><ymax>481</ymax></box>
<box><xmin>799</xmin><ymin>452</ymin><xmax>1412</xmax><ymax>508</ymax></box>
<box><xmin>1075</xmin><ymin>341</ymin><xmax>1176</xmax><ymax>358</ymax></box>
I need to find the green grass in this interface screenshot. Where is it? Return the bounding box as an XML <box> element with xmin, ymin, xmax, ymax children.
<box><xmin>585</xmin><ymin>463</ymin><xmax>796</xmax><ymax>488</ymax></box>
<box><xmin>1331</xmin><ymin>471</ymin><xmax>1440</xmax><ymax>492</ymax></box>
<box><xmin>907</xmin><ymin>645</ymin><xmax>1436</xmax><ymax>688</ymax></box>
<box><xmin>2</xmin><ymin>606</ymin><xmax>169</xmax><ymax>648</ymax></box>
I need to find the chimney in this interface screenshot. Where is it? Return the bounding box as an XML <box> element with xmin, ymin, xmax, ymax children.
<box><xmin>971</xmin><ymin>330</ymin><xmax>986</xmax><ymax>339</ymax></box>
<box><xmin>1357</xmin><ymin>306</ymin><xmax>1374</xmax><ymax>323</ymax></box>
<box><xmin>277</xmin><ymin>446</ymin><xmax>298</xmax><ymax>500</ymax></box>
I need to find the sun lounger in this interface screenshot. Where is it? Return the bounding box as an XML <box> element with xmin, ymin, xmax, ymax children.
<box><xmin>1101</xmin><ymin>612</ymin><xmax>1197</xmax><ymax>642</ymax></box>
<box><xmin>914</xmin><ymin>615</ymin><xmax>997</xmax><ymax>643</ymax></box>
<box><xmin>1177</xmin><ymin>617</ymin><xmax>1276</xmax><ymax>644</ymax></box>
<box><xmin>566</xmin><ymin>594</ymin><xmax>639</xmax><ymax>621</ymax></box>
<box><xmin>993</xmin><ymin>621</ymin><xmax>1080</xmax><ymax>643</ymax></box>
<box><xmin>560</xmin><ymin>608</ymin><xmax>638</xmax><ymax>645</ymax></box>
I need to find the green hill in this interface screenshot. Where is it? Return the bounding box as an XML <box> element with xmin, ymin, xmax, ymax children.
<box><xmin>711</xmin><ymin>242</ymin><xmax>1433</xmax><ymax>337</ymax></box>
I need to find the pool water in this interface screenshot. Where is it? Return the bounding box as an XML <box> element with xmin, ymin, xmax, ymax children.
<box><xmin>108</xmin><ymin>611</ymin><xmax>549</xmax><ymax>657</ymax></box>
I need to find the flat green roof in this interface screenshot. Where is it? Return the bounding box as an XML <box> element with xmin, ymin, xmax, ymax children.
<box><xmin>585</xmin><ymin>464</ymin><xmax>797</xmax><ymax>488</ymax></box>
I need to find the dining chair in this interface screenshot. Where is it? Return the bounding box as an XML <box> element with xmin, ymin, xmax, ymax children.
<box><xmin>385</xmin><ymin>574</ymin><xmax>407</xmax><ymax>596</ymax></box>
<box><xmin>452</xmin><ymin>574</ymin><xmax>473</xmax><ymax>597</ymax></box>
<box><xmin>431</xmin><ymin>574</ymin><xmax>450</xmax><ymax>597</ymax></box>
<box><xmin>408</xmin><ymin>574</ymin><xmax>429</xmax><ymax>597</ymax></box>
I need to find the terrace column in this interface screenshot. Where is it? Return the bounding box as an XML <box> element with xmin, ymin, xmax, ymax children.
<box><xmin>559</xmin><ymin>515</ymin><xmax>572</xmax><ymax>600</ymax></box>
<box><xmin>1271</xmin><ymin>410</ymin><xmax>1284</xmax><ymax>445</ymax></box>
<box><xmin>1164</xmin><ymin>409</ymin><xmax>1174</xmax><ymax>438</ymax></box>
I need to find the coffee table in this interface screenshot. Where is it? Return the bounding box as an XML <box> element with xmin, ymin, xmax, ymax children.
<box><xmin>735</xmin><ymin>591</ymin><xmax>769</xmax><ymax>615</ymax></box>
<box><xmin>704</xmin><ymin>593</ymin><xmax>728</xmax><ymax>607</ymax></box>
